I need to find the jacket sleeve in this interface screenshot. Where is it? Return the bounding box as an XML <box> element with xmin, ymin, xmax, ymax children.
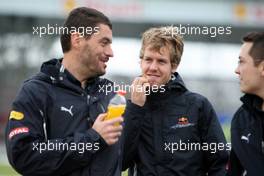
<box><xmin>228</xmin><ymin>110</ymin><xmax>264</xmax><ymax>176</ymax></box>
<box><xmin>5</xmin><ymin>83</ymin><xmax>108</xmax><ymax>175</ymax></box>
<box><xmin>226</xmin><ymin>149</ymin><xmax>243</xmax><ymax>176</ymax></box>
<box><xmin>121</xmin><ymin>100</ymin><xmax>145</xmax><ymax>171</ymax></box>
<box><xmin>198</xmin><ymin>98</ymin><xmax>229</xmax><ymax>176</ymax></box>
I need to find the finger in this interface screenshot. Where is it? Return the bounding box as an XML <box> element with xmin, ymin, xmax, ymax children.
<box><xmin>105</xmin><ymin>117</ymin><xmax>124</xmax><ymax>125</ymax></box>
<box><xmin>108</xmin><ymin>131</ymin><xmax>122</xmax><ymax>138</ymax></box>
<box><xmin>131</xmin><ymin>77</ymin><xmax>147</xmax><ymax>93</ymax></box>
<box><xmin>106</xmin><ymin>125</ymin><xmax>123</xmax><ymax>133</ymax></box>
<box><xmin>132</xmin><ymin>77</ymin><xmax>140</xmax><ymax>86</ymax></box>
<box><xmin>96</xmin><ymin>113</ymin><xmax>107</xmax><ymax>121</ymax></box>
<box><xmin>143</xmin><ymin>82</ymin><xmax>151</xmax><ymax>92</ymax></box>
<box><xmin>138</xmin><ymin>77</ymin><xmax>149</xmax><ymax>85</ymax></box>
<box><xmin>108</xmin><ymin>138</ymin><xmax>119</xmax><ymax>145</ymax></box>
<box><xmin>111</xmin><ymin>125</ymin><xmax>123</xmax><ymax>132</ymax></box>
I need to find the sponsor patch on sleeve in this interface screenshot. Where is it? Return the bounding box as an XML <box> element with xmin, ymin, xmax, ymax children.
<box><xmin>9</xmin><ymin>127</ymin><xmax>29</xmax><ymax>139</ymax></box>
<box><xmin>9</xmin><ymin>110</ymin><xmax>24</xmax><ymax>120</ymax></box>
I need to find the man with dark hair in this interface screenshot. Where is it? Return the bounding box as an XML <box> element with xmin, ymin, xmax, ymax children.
<box><xmin>5</xmin><ymin>7</ymin><xmax>123</xmax><ymax>176</ymax></box>
<box><xmin>122</xmin><ymin>26</ymin><xmax>228</xmax><ymax>176</ymax></box>
<box><xmin>227</xmin><ymin>32</ymin><xmax>264</xmax><ymax>176</ymax></box>
<box><xmin>60</xmin><ymin>7</ymin><xmax>112</xmax><ymax>53</ymax></box>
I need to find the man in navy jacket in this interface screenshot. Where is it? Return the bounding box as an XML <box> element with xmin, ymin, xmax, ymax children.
<box><xmin>227</xmin><ymin>32</ymin><xmax>264</xmax><ymax>176</ymax></box>
<box><xmin>5</xmin><ymin>7</ymin><xmax>123</xmax><ymax>176</ymax></box>
<box><xmin>122</xmin><ymin>26</ymin><xmax>229</xmax><ymax>176</ymax></box>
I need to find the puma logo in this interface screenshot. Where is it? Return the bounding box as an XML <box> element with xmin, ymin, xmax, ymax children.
<box><xmin>60</xmin><ymin>105</ymin><xmax>74</xmax><ymax>116</ymax></box>
<box><xmin>241</xmin><ymin>133</ymin><xmax>251</xmax><ymax>143</ymax></box>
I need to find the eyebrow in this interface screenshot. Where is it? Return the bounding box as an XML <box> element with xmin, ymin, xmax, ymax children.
<box><xmin>143</xmin><ymin>56</ymin><xmax>152</xmax><ymax>59</ymax></box>
<box><xmin>158</xmin><ymin>57</ymin><xmax>167</xmax><ymax>61</ymax></box>
<box><xmin>100</xmin><ymin>37</ymin><xmax>112</xmax><ymax>44</ymax></box>
<box><xmin>144</xmin><ymin>56</ymin><xmax>168</xmax><ymax>60</ymax></box>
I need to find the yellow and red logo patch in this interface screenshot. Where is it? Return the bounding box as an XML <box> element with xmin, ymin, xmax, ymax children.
<box><xmin>9</xmin><ymin>111</ymin><xmax>24</xmax><ymax>120</ymax></box>
<box><xmin>9</xmin><ymin>127</ymin><xmax>29</xmax><ymax>139</ymax></box>
<box><xmin>178</xmin><ymin>117</ymin><xmax>189</xmax><ymax>125</ymax></box>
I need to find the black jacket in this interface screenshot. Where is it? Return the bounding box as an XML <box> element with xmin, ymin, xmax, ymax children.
<box><xmin>122</xmin><ymin>72</ymin><xmax>229</xmax><ymax>176</ymax></box>
<box><xmin>227</xmin><ymin>94</ymin><xmax>264</xmax><ymax>176</ymax></box>
<box><xmin>5</xmin><ymin>59</ymin><xmax>121</xmax><ymax>176</ymax></box>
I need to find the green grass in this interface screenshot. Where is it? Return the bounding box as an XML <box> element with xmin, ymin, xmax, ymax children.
<box><xmin>0</xmin><ymin>164</ymin><xmax>20</xmax><ymax>176</ymax></box>
<box><xmin>222</xmin><ymin>123</ymin><xmax>231</xmax><ymax>142</ymax></box>
<box><xmin>122</xmin><ymin>171</ymin><xmax>128</xmax><ymax>176</ymax></box>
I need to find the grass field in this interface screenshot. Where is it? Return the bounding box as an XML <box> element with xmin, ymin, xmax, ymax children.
<box><xmin>0</xmin><ymin>164</ymin><xmax>20</xmax><ymax>176</ymax></box>
<box><xmin>222</xmin><ymin>123</ymin><xmax>231</xmax><ymax>142</ymax></box>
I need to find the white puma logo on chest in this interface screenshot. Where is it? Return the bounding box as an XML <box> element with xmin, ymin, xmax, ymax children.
<box><xmin>60</xmin><ymin>105</ymin><xmax>74</xmax><ymax>116</ymax></box>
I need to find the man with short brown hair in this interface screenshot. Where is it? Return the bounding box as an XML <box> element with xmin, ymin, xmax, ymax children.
<box><xmin>122</xmin><ymin>26</ymin><xmax>228</xmax><ymax>176</ymax></box>
<box><xmin>227</xmin><ymin>32</ymin><xmax>264</xmax><ymax>176</ymax></box>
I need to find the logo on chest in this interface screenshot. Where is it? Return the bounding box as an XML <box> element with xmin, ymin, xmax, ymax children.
<box><xmin>170</xmin><ymin>116</ymin><xmax>195</xmax><ymax>129</ymax></box>
<box><xmin>241</xmin><ymin>133</ymin><xmax>251</xmax><ymax>143</ymax></box>
<box><xmin>60</xmin><ymin>105</ymin><xmax>74</xmax><ymax>117</ymax></box>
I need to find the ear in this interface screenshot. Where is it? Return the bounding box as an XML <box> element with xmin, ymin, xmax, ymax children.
<box><xmin>70</xmin><ymin>32</ymin><xmax>83</xmax><ymax>50</ymax></box>
<box><xmin>171</xmin><ymin>63</ymin><xmax>178</xmax><ymax>72</ymax></box>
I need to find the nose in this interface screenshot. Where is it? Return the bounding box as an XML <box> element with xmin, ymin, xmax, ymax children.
<box><xmin>235</xmin><ymin>65</ymin><xmax>240</xmax><ymax>75</ymax></box>
<box><xmin>105</xmin><ymin>45</ymin><xmax>114</xmax><ymax>57</ymax></box>
<box><xmin>149</xmin><ymin>61</ymin><xmax>158</xmax><ymax>71</ymax></box>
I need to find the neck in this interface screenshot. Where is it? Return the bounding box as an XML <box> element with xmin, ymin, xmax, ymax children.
<box><xmin>62</xmin><ymin>52</ymin><xmax>89</xmax><ymax>89</ymax></box>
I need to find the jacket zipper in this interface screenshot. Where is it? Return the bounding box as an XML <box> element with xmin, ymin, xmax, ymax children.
<box><xmin>39</xmin><ymin>109</ymin><xmax>48</xmax><ymax>142</ymax></box>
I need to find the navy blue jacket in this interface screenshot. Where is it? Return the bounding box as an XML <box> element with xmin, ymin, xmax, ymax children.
<box><xmin>5</xmin><ymin>59</ymin><xmax>121</xmax><ymax>176</ymax></box>
<box><xmin>227</xmin><ymin>94</ymin><xmax>264</xmax><ymax>176</ymax></box>
<box><xmin>122</xmin><ymin>73</ymin><xmax>229</xmax><ymax>176</ymax></box>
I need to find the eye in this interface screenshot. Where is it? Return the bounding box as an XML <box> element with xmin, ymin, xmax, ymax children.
<box><xmin>158</xmin><ymin>59</ymin><xmax>167</xmax><ymax>64</ymax></box>
<box><xmin>101</xmin><ymin>41</ymin><xmax>108</xmax><ymax>47</ymax></box>
<box><xmin>144</xmin><ymin>58</ymin><xmax>152</xmax><ymax>62</ymax></box>
<box><xmin>100</xmin><ymin>38</ymin><xmax>111</xmax><ymax>47</ymax></box>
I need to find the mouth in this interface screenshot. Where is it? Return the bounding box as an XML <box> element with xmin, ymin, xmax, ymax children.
<box><xmin>99</xmin><ymin>57</ymin><xmax>109</xmax><ymax>68</ymax></box>
<box><xmin>146</xmin><ymin>74</ymin><xmax>161</xmax><ymax>85</ymax></box>
<box><xmin>146</xmin><ymin>74</ymin><xmax>160</xmax><ymax>78</ymax></box>
<box><xmin>100</xmin><ymin>57</ymin><xmax>109</xmax><ymax>63</ymax></box>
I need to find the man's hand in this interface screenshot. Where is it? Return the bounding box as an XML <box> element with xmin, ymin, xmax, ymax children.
<box><xmin>131</xmin><ymin>77</ymin><xmax>150</xmax><ymax>107</ymax></box>
<box><xmin>92</xmin><ymin>113</ymin><xmax>123</xmax><ymax>145</ymax></box>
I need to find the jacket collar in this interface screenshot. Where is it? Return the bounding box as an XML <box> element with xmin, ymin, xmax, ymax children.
<box><xmin>40</xmin><ymin>58</ymin><xmax>81</xmax><ymax>86</ymax></box>
<box><xmin>241</xmin><ymin>94</ymin><xmax>264</xmax><ymax>113</ymax></box>
<box><xmin>147</xmin><ymin>72</ymin><xmax>187</xmax><ymax>102</ymax></box>
<box><xmin>39</xmin><ymin>58</ymin><xmax>103</xmax><ymax>94</ymax></box>
<box><xmin>166</xmin><ymin>72</ymin><xmax>187</xmax><ymax>92</ymax></box>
